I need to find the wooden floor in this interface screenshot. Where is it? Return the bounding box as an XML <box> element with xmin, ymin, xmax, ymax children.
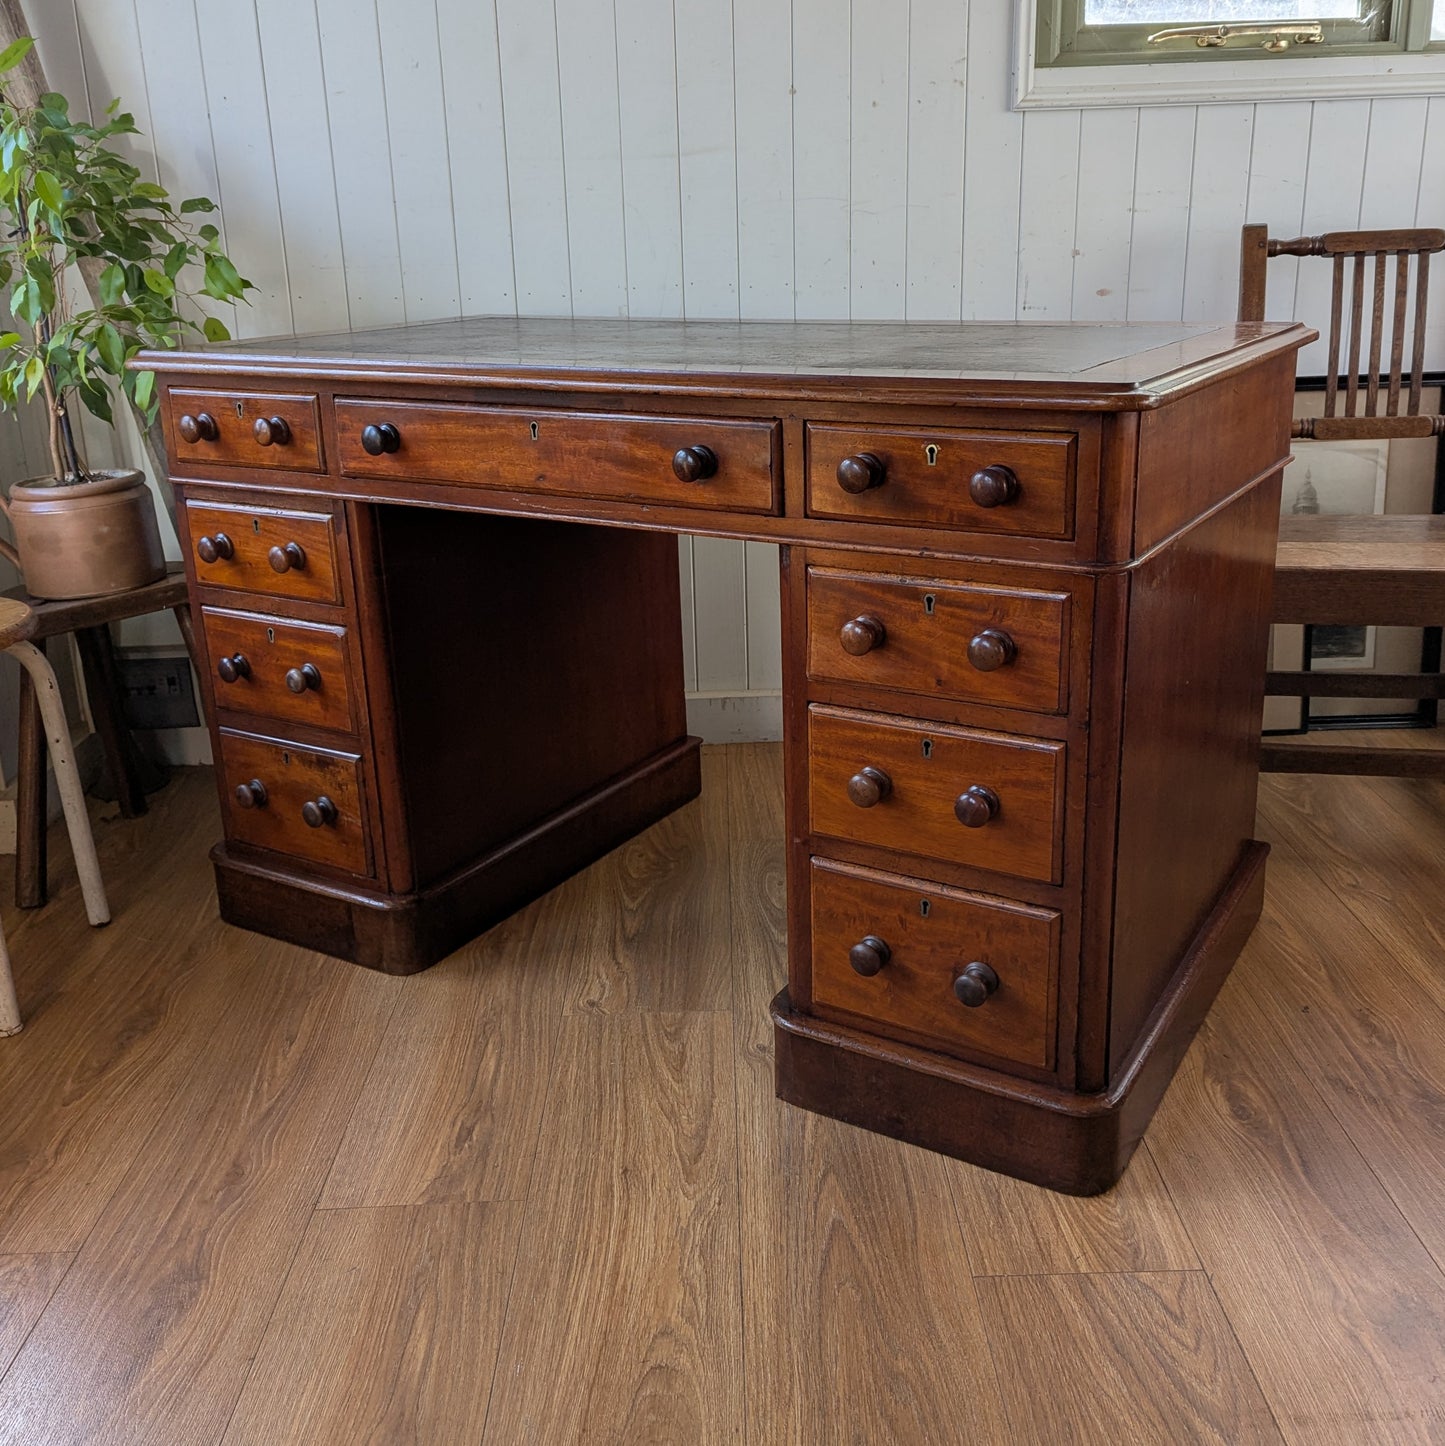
<box><xmin>1</xmin><ymin>744</ymin><xmax>1444</xmax><ymax>1444</ymax></box>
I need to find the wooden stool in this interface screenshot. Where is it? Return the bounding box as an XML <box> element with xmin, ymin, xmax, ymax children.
<box><xmin>6</xmin><ymin>564</ymin><xmax>196</xmax><ymax>908</ymax></box>
<box><xmin>0</xmin><ymin>598</ymin><xmax>110</xmax><ymax>1035</ymax></box>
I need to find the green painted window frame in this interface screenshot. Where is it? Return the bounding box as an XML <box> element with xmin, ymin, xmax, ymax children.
<box><xmin>1036</xmin><ymin>0</ymin><xmax>1442</xmax><ymax>66</ymax></box>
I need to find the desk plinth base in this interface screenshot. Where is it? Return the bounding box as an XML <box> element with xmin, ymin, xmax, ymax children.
<box><xmin>213</xmin><ymin>736</ymin><xmax>702</xmax><ymax>974</ymax></box>
<box><xmin>773</xmin><ymin>840</ymin><xmax>1268</xmax><ymax>1195</ymax></box>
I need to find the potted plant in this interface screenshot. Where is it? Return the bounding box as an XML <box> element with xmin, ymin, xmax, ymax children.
<box><xmin>0</xmin><ymin>35</ymin><xmax>252</xmax><ymax>599</ymax></box>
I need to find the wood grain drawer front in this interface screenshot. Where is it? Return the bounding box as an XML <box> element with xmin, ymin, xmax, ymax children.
<box><xmin>185</xmin><ymin>501</ymin><xmax>340</xmax><ymax>604</ymax></box>
<box><xmin>167</xmin><ymin>389</ymin><xmax>323</xmax><ymax>472</ymax></box>
<box><xmin>219</xmin><ymin>730</ymin><xmax>370</xmax><ymax>876</ymax></box>
<box><xmin>806</xmin><ymin>423</ymin><xmax>1076</xmax><ymax>539</ymax></box>
<box><xmin>333</xmin><ymin>399</ymin><xmax>780</xmax><ymax>514</ymax></box>
<box><xmin>808</xmin><ymin>705</ymin><xmax>1066</xmax><ymax>885</ymax></box>
<box><xmin>202</xmin><ymin>609</ymin><xmax>355</xmax><ymax>733</ymax></box>
<box><xmin>810</xmin><ymin>858</ymin><xmax>1059</xmax><ymax>1070</ymax></box>
<box><xmin>806</xmin><ymin>567</ymin><xmax>1071</xmax><ymax>714</ymax></box>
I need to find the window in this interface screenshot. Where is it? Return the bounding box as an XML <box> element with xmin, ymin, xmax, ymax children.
<box><xmin>1017</xmin><ymin>0</ymin><xmax>1445</xmax><ymax>105</ymax></box>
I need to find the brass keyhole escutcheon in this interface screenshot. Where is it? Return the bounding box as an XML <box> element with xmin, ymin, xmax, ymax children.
<box><xmin>924</xmin><ymin>593</ymin><xmax>936</xmax><ymax>616</ymax></box>
<box><xmin>919</xmin><ymin>899</ymin><xmax>931</xmax><ymax>918</ymax></box>
<box><xmin>925</xmin><ymin>443</ymin><xmax>939</xmax><ymax>466</ymax></box>
<box><xmin>530</xmin><ymin>420</ymin><xmax>539</xmax><ymax>441</ymax></box>
<box><xmin>252</xmin><ymin>518</ymin><xmax>261</xmax><ymax>533</ymax></box>
<box><xmin>267</xmin><ymin>626</ymin><xmax>275</xmax><ymax>644</ymax></box>
<box><xmin>235</xmin><ymin>400</ymin><xmax>244</xmax><ymax>418</ymax></box>
<box><xmin>921</xmin><ymin>739</ymin><xmax>933</xmax><ymax>759</ymax></box>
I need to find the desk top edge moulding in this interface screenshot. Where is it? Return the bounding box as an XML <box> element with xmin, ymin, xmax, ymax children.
<box><xmin>135</xmin><ymin>316</ymin><xmax>1313</xmax><ymax>1195</ymax></box>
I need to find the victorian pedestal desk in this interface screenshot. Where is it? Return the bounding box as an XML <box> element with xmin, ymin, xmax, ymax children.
<box><xmin>136</xmin><ymin>317</ymin><xmax>1310</xmax><ymax>1195</ymax></box>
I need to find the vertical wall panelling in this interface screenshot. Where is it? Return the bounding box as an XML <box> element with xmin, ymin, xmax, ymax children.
<box><xmin>678</xmin><ymin>537</ymin><xmax>698</xmax><ymax>693</ymax></box>
<box><xmin>374</xmin><ymin>0</ymin><xmax>461</xmax><ymax>324</ymax></box>
<box><xmin>553</xmin><ymin>0</ymin><xmax>629</xmax><ymax>316</ymax></box>
<box><xmin>191</xmin><ymin>0</ymin><xmax>293</xmax><ymax>339</ymax></box>
<box><xmin>1293</xmin><ymin>100</ymin><xmax>1371</xmax><ymax>376</ymax></box>
<box><xmin>1070</xmin><ymin>108</ymin><xmax>1139</xmax><ymax>322</ymax></box>
<box><xmin>792</xmin><ymin>0</ymin><xmax>851</xmax><ymax>319</ymax></box>
<box><xmin>675</xmin><ymin>0</ymin><xmax>741</xmax><ymax>319</ymax></box>
<box><xmin>1245</xmin><ymin>102</ymin><xmax>1313</xmax><ymax>328</ymax></box>
<box><xmin>732</xmin><ymin>0</ymin><xmax>794</xmax><ymax>318</ymax></box>
<box><xmin>903</xmin><ymin>0</ymin><xmax>967</xmax><ymax>320</ymax></box>
<box><xmin>435</xmin><ymin>0</ymin><xmax>516</xmax><ymax>317</ymax></box>
<box><xmin>1016</xmin><ymin>109</ymin><xmax>1082</xmax><ymax>320</ymax></box>
<box><xmin>744</xmin><ymin>543</ymin><xmax>783</xmax><ymax>693</ymax></box>
<box><xmin>314</xmin><ymin>0</ymin><xmax>407</xmax><ymax>328</ymax></box>
<box><xmin>494</xmin><ymin>0</ymin><xmax>572</xmax><ymax>315</ymax></box>
<box><xmin>959</xmin><ymin>0</ymin><xmax>1022</xmax><ymax>319</ymax></box>
<box><xmin>1126</xmin><ymin>107</ymin><xmax>1197</xmax><ymax>322</ymax></box>
<box><xmin>1416</xmin><ymin>97</ymin><xmax>1445</xmax><ymax>373</ymax></box>
<box><xmin>849</xmin><ymin>0</ymin><xmax>910</xmax><ymax>321</ymax></box>
<box><xmin>1181</xmin><ymin>104</ymin><xmax>1255</xmax><ymax>324</ymax></box>
<box><xmin>27</xmin><ymin>4</ymin><xmax>88</xmax><ymax>120</ymax></box>
<box><xmin>614</xmin><ymin>0</ymin><xmax>685</xmax><ymax>318</ymax></box>
<box><xmin>255</xmin><ymin>0</ymin><xmax>353</xmax><ymax>332</ymax></box>
<box><xmin>691</xmin><ymin>535</ymin><xmax>750</xmax><ymax>695</ymax></box>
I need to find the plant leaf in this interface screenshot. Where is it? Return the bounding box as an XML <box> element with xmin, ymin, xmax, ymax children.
<box><xmin>22</xmin><ymin>353</ymin><xmax>45</xmax><ymax>400</ymax></box>
<box><xmin>202</xmin><ymin>316</ymin><xmax>231</xmax><ymax>342</ymax></box>
<box><xmin>0</xmin><ymin>331</ymin><xmax>19</xmax><ymax>349</ymax></box>
<box><xmin>33</xmin><ymin>169</ymin><xmax>63</xmax><ymax>212</ymax></box>
<box><xmin>98</xmin><ymin>261</ymin><xmax>126</xmax><ymax>305</ymax></box>
<box><xmin>95</xmin><ymin>322</ymin><xmax>126</xmax><ymax>374</ymax></box>
<box><xmin>131</xmin><ymin>368</ymin><xmax>154</xmax><ymax>411</ymax></box>
<box><xmin>142</xmin><ymin>267</ymin><xmax>174</xmax><ymax>298</ymax></box>
<box><xmin>0</xmin><ymin>37</ymin><xmax>35</xmax><ymax>75</ymax></box>
<box><xmin>179</xmin><ymin>196</ymin><xmax>216</xmax><ymax>214</ymax></box>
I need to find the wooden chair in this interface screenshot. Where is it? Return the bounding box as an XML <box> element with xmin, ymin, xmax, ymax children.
<box><xmin>0</xmin><ymin>597</ymin><xmax>110</xmax><ymax>1035</ymax></box>
<box><xmin>1240</xmin><ymin>223</ymin><xmax>1445</xmax><ymax>778</ymax></box>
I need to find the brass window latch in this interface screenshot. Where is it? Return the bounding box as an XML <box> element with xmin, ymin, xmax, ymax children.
<box><xmin>1146</xmin><ymin>21</ymin><xmax>1325</xmax><ymax>51</ymax></box>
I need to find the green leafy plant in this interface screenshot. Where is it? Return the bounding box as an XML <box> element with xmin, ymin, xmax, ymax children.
<box><xmin>0</xmin><ymin>35</ymin><xmax>253</xmax><ymax>483</ymax></box>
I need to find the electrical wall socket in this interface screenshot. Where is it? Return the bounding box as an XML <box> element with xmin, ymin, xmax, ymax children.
<box><xmin>117</xmin><ymin>653</ymin><xmax>200</xmax><ymax>731</ymax></box>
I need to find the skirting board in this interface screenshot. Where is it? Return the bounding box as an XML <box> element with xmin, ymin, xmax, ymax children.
<box><xmin>685</xmin><ymin>692</ymin><xmax>783</xmax><ymax>743</ymax></box>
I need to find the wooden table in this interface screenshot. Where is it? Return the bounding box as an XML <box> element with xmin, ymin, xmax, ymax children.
<box><xmin>136</xmin><ymin>316</ymin><xmax>1310</xmax><ymax>1194</ymax></box>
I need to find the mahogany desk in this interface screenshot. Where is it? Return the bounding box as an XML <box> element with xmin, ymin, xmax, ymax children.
<box><xmin>137</xmin><ymin>317</ymin><xmax>1310</xmax><ymax>1195</ymax></box>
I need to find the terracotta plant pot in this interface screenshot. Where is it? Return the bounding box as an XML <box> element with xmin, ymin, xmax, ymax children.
<box><xmin>6</xmin><ymin>469</ymin><xmax>166</xmax><ymax>600</ymax></box>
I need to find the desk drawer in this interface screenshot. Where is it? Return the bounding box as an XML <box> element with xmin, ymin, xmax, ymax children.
<box><xmin>185</xmin><ymin>501</ymin><xmax>341</xmax><ymax>604</ymax></box>
<box><xmin>810</xmin><ymin>858</ymin><xmax>1059</xmax><ymax>1070</ymax></box>
<box><xmin>806</xmin><ymin>566</ymin><xmax>1071</xmax><ymax>714</ymax></box>
<box><xmin>203</xmin><ymin>608</ymin><xmax>356</xmax><ymax>733</ymax></box>
<box><xmin>334</xmin><ymin>400</ymin><xmax>780</xmax><ymax>515</ymax></box>
<box><xmin>808</xmin><ymin>705</ymin><xmax>1065</xmax><ymax>885</ymax></box>
<box><xmin>218</xmin><ymin>730</ymin><xmax>370</xmax><ymax>876</ymax></box>
<box><xmin>806</xmin><ymin>423</ymin><xmax>1075</xmax><ymax>539</ymax></box>
<box><xmin>167</xmin><ymin>389</ymin><xmax>323</xmax><ymax>472</ymax></box>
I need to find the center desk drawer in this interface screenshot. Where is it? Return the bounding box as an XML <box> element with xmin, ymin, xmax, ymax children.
<box><xmin>807</xmin><ymin>566</ymin><xmax>1071</xmax><ymax>714</ymax></box>
<box><xmin>810</xmin><ymin>858</ymin><xmax>1060</xmax><ymax>1070</ymax></box>
<box><xmin>202</xmin><ymin>608</ymin><xmax>356</xmax><ymax>733</ymax></box>
<box><xmin>808</xmin><ymin>705</ymin><xmax>1065</xmax><ymax>885</ymax></box>
<box><xmin>806</xmin><ymin>423</ymin><xmax>1075</xmax><ymax>539</ymax></box>
<box><xmin>334</xmin><ymin>400</ymin><xmax>780</xmax><ymax>515</ymax></box>
<box><xmin>219</xmin><ymin>730</ymin><xmax>370</xmax><ymax>877</ymax></box>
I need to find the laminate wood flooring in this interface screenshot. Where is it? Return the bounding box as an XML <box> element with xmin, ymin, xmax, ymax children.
<box><xmin>1</xmin><ymin>746</ymin><xmax>1442</xmax><ymax>1443</ymax></box>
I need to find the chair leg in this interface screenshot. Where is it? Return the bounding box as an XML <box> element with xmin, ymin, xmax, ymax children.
<box><xmin>0</xmin><ymin>924</ymin><xmax>19</xmax><ymax>1036</ymax></box>
<box><xmin>15</xmin><ymin>645</ymin><xmax>47</xmax><ymax>909</ymax></box>
<box><xmin>74</xmin><ymin>624</ymin><xmax>151</xmax><ymax>818</ymax></box>
<box><xmin>7</xmin><ymin>642</ymin><xmax>110</xmax><ymax>928</ymax></box>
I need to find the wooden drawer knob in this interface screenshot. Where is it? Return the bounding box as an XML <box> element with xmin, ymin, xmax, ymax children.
<box><xmin>285</xmin><ymin>663</ymin><xmax>322</xmax><ymax>694</ymax></box>
<box><xmin>196</xmin><ymin>532</ymin><xmax>234</xmax><ymax>563</ymax></box>
<box><xmin>178</xmin><ymin>412</ymin><xmax>218</xmax><ymax>444</ymax></box>
<box><xmin>847</xmin><ymin>766</ymin><xmax>892</xmax><ymax>808</ymax></box>
<box><xmin>953</xmin><ymin>962</ymin><xmax>999</xmax><ymax>1007</ymax></box>
<box><xmin>954</xmin><ymin>785</ymin><xmax>1000</xmax><ymax>828</ymax></box>
<box><xmin>672</xmin><ymin>445</ymin><xmax>718</xmax><ymax>483</ymax></box>
<box><xmin>969</xmin><ymin>465</ymin><xmax>1020</xmax><ymax>508</ymax></box>
<box><xmin>253</xmin><ymin>415</ymin><xmax>291</xmax><ymax>447</ymax></box>
<box><xmin>361</xmin><ymin>422</ymin><xmax>401</xmax><ymax>455</ymax></box>
<box><xmin>234</xmin><ymin>778</ymin><xmax>268</xmax><ymax>809</ymax></box>
<box><xmin>839</xmin><ymin>615</ymin><xmax>886</xmax><ymax>656</ymax></box>
<box><xmin>301</xmin><ymin>795</ymin><xmax>338</xmax><ymax>828</ymax></box>
<box><xmin>967</xmin><ymin>628</ymin><xmax>1017</xmax><ymax>672</ymax></box>
<box><xmin>268</xmin><ymin>541</ymin><xmax>307</xmax><ymax>574</ymax></box>
<box><xmin>836</xmin><ymin>452</ymin><xmax>886</xmax><ymax>494</ymax></box>
<box><xmin>216</xmin><ymin>653</ymin><xmax>251</xmax><ymax>684</ymax></box>
<box><xmin>848</xmin><ymin>935</ymin><xmax>891</xmax><ymax>977</ymax></box>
